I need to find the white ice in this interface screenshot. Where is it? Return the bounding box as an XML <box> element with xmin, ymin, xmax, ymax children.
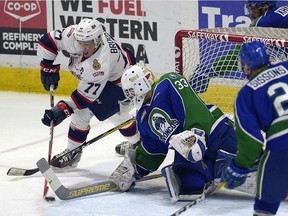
<box><xmin>1</xmin><ymin>92</ymin><xmax>287</xmax><ymax>216</ymax></box>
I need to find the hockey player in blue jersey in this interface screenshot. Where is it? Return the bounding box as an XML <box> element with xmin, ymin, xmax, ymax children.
<box><xmin>221</xmin><ymin>41</ymin><xmax>288</xmax><ymax>216</ymax></box>
<box><xmin>246</xmin><ymin>1</ymin><xmax>288</xmax><ymax>28</ymax></box>
<box><xmin>108</xmin><ymin>65</ymin><xmax>238</xmax><ymax>202</ymax></box>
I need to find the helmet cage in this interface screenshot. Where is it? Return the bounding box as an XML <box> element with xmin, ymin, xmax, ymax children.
<box><xmin>121</xmin><ymin>65</ymin><xmax>153</xmax><ymax>110</ymax></box>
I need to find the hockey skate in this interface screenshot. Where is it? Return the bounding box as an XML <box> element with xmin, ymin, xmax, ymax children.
<box><xmin>51</xmin><ymin>148</ymin><xmax>82</xmax><ymax>169</ymax></box>
<box><xmin>115</xmin><ymin>141</ymin><xmax>139</xmax><ymax>156</ymax></box>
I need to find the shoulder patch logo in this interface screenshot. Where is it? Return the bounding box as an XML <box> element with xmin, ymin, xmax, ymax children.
<box><xmin>149</xmin><ymin>108</ymin><xmax>180</xmax><ymax>142</ymax></box>
<box><xmin>168</xmin><ymin>73</ymin><xmax>178</xmax><ymax>79</ymax></box>
<box><xmin>93</xmin><ymin>59</ymin><xmax>101</xmax><ymax>70</ymax></box>
<box><xmin>67</xmin><ymin>27</ymin><xmax>75</xmax><ymax>37</ymax></box>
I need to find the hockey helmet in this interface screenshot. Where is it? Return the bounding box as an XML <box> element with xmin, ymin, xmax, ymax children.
<box><xmin>239</xmin><ymin>41</ymin><xmax>270</xmax><ymax>70</ymax></box>
<box><xmin>246</xmin><ymin>1</ymin><xmax>277</xmax><ymax>11</ymax></box>
<box><xmin>121</xmin><ymin>65</ymin><xmax>154</xmax><ymax>110</ymax></box>
<box><xmin>74</xmin><ymin>18</ymin><xmax>103</xmax><ymax>48</ymax></box>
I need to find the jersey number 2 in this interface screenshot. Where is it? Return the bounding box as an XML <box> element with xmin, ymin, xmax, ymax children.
<box><xmin>267</xmin><ymin>82</ymin><xmax>288</xmax><ymax>116</ymax></box>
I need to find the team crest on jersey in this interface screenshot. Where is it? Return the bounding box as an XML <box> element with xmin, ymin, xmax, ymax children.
<box><xmin>149</xmin><ymin>108</ymin><xmax>180</xmax><ymax>142</ymax></box>
<box><xmin>93</xmin><ymin>59</ymin><xmax>101</xmax><ymax>70</ymax></box>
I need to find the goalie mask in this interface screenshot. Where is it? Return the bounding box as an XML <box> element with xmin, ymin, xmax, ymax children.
<box><xmin>74</xmin><ymin>18</ymin><xmax>103</xmax><ymax>49</ymax></box>
<box><xmin>121</xmin><ymin>65</ymin><xmax>154</xmax><ymax>110</ymax></box>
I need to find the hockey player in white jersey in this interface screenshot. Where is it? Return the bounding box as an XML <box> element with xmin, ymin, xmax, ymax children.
<box><xmin>37</xmin><ymin>18</ymin><xmax>140</xmax><ymax>168</ymax></box>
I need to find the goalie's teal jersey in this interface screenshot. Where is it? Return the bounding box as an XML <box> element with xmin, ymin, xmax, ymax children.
<box><xmin>134</xmin><ymin>72</ymin><xmax>236</xmax><ymax>173</ymax></box>
<box><xmin>234</xmin><ymin>61</ymin><xmax>288</xmax><ymax>169</ymax></box>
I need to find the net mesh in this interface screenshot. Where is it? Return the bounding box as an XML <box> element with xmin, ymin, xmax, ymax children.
<box><xmin>175</xmin><ymin>27</ymin><xmax>288</xmax><ymax>118</ymax></box>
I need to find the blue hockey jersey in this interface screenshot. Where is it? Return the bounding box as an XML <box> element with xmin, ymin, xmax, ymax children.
<box><xmin>253</xmin><ymin>5</ymin><xmax>288</xmax><ymax>28</ymax></box>
<box><xmin>234</xmin><ymin>61</ymin><xmax>288</xmax><ymax>168</ymax></box>
<box><xmin>134</xmin><ymin>72</ymin><xmax>237</xmax><ymax>175</ymax></box>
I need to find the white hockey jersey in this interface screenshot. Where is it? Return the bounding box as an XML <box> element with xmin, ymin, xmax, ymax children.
<box><xmin>37</xmin><ymin>25</ymin><xmax>134</xmax><ymax>109</ymax></box>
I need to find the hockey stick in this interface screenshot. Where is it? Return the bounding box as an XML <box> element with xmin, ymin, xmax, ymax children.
<box><xmin>169</xmin><ymin>193</ymin><xmax>206</xmax><ymax>216</ymax></box>
<box><xmin>6</xmin><ymin>167</ymin><xmax>40</xmax><ymax>176</ymax></box>
<box><xmin>36</xmin><ymin>157</ymin><xmax>163</xmax><ymax>200</ymax></box>
<box><xmin>43</xmin><ymin>85</ymin><xmax>55</xmax><ymax>198</ymax></box>
<box><xmin>169</xmin><ymin>182</ymin><xmax>226</xmax><ymax>216</ymax></box>
<box><xmin>7</xmin><ymin>118</ymin><xmax>135</xmax><ymax>176</ymax></box>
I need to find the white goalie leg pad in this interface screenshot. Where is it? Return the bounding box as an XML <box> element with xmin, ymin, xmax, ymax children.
<box><xmin>161</xmin><ymin>164</ymin><xmax>181</xmax><ymax>203</ymax></box>
<box><xmin>109</xmin><ymin>148</ymin><xmax>136</xmax><ymax>191</ymax></box>
<box><xmin>169</xmin><ymin>128</ymin><xmax>207</xmax><ymax>163</ymax></box>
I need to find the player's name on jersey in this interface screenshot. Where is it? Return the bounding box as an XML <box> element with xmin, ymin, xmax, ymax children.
<box><xmin>247</xmin><ymin>65</ymin><xmax>288</xmax><ymax>90</ymax></box>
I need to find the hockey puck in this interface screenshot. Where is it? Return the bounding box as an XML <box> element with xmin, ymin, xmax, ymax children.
<box><xmin>45</xmin><ymin>196</ymin><xmax>56</xmax><ymax>201</ymax></box>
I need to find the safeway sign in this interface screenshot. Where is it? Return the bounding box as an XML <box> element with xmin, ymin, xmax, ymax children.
<box><xmin>4</xmin><ymin>0</ymin><xmax>41</xmax><ymax>22</ymax></box>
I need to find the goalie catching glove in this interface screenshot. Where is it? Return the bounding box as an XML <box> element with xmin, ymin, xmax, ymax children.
<box><xmin>41</xmin><ymin>101</ymin><xmax>74</xmax><ymax>127</ymax></box>
<box><xmin>108</xmin><ymin>148</ymin><xmax>141</xmax><ymax>191</ymax></box>
<box><xmin>169</xmin><ymin>128</ymin><xmax>207</xmax><ymax>163</ymax></box>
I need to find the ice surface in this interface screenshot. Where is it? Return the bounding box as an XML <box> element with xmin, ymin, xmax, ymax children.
<box><xmin>0</xmin><ymin>92</ymin><xmax>287</xmax><ymax>216</ymax></box>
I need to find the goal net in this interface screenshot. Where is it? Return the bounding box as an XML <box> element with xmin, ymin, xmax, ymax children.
<box><xmin>175</xmin><ymin>27</ymin><xmax>288</xmax><ymax>118</ymax></box>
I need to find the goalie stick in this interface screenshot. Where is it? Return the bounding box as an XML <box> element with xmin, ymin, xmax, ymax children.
<box><xmin>7</xmin><ymin>118</ymin><xmax>135</xmax><ymax>177</ymax></box>
<box><xmin>169</xmin><ymin>182</ymin><xmax>226</xmax><ymax>216</ymax></box>
<box><xmin>169</xmin><ymin>193</ymin><xmax>205</xmax><ymax>216</ymax></box>
<box><xmin>37</xmin><ymin>157</ymin><xmax>163</xmax><ymax>200</ymax></box>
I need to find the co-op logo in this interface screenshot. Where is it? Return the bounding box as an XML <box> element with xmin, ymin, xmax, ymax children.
<box><xmin>4</xmin><ymin>0</ymin><xmax>41</xmax><ymax>22</ymax></box>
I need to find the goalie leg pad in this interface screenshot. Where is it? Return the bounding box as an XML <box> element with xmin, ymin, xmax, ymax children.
<box><xmin>178</xmin><ymin>168</ymin><xmax>207</xmax><ymax>194</ymax></box>
<box><xmin>162</xmin><ymin>164</ymin><xmax>215</xmax><ymax>203</ymax></box>
<box><xmin>109</xmin><ymin>148</ymin><xmax>137</xmax><ymax>191</ymax></box>
<box><xmin>161</xmin><ymin>164</ymin><xmax>181</xmax><ymax>203</ymax></box>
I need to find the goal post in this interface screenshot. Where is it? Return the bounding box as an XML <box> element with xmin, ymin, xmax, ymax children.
<box><xmin>175</xmin><ymin>27</ymin><xmax>288</xmax><ymax>117</ymax></box>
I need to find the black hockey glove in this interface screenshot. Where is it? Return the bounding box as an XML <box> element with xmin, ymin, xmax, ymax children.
<box><xmin>41</xmin><ymin>101</ymin><xmax>73</xmax><ymax>126</ymax></box>
<box><xmin>40</xmin><ymin>59</ymin><xmax>60</xmax><ymax>91</ymax></box>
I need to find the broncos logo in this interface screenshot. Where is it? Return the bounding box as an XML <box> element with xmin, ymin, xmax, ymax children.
<box><xmin>153</xmin><ymin>116</ymin><xmax>168</xmax><ymax>134</ymax></box>
<box><xmin>149</xmin><ymin>109</ymin><xmax>180</xmax><ymax>142</ymax></box>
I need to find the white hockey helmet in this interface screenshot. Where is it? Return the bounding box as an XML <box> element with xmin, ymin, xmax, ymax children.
<box><xmin>74</xmin><ymin>18</ymin><xmax>103</xmax><ymax>48</ymax></box>
<box><xmin>121</xmin><ymin>65</ymin><xmax>154</xmax><ymax>110</ymax></box>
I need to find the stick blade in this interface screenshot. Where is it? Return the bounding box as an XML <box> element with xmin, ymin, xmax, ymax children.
<box><xmin>7</xmin><ymin>167</ymin><xmax>39</xmax><ymax>176</ymax></box>
<box><xmin>37</xmin><ymin>157</ymin><xmax>120</xmax><ymax>200</ymax></box>
<box><xmin>37</xmin><ymin>158</ymin><xmax>69</xmax><ymax>200</ymax></box>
